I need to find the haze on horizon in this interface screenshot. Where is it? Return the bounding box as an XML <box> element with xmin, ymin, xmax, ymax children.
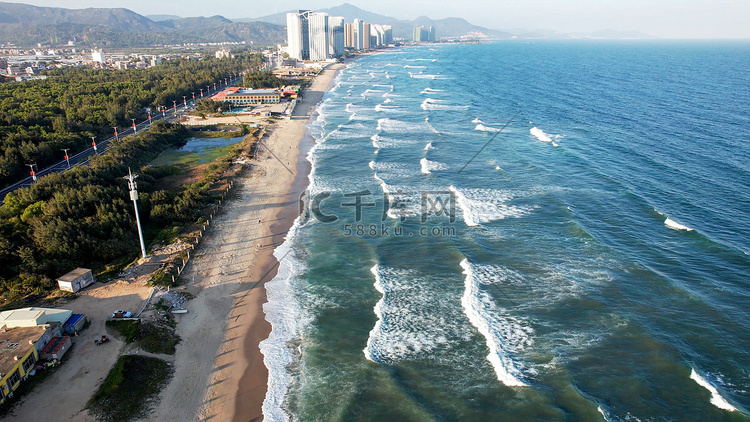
<box><xmin>12</xmin><ymin>0</ymin><xmax>750</xmax><ymax>39</ymax></box>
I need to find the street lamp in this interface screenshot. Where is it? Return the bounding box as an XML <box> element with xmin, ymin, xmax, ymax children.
<box><xmin>113</xmin><ymin>126</ymin><xmax>119</xmax><ymax>141</ymax></box>
<box><xmin>200</xmin><ymin>88</ymin><xmax>203</xmax><ymax>98</ymax></box>
<box><xmin>124</xmin><ymin>168</ymin><xmax>147</xmax><ymax>259</ymax></box>
<box><xmin>148</xmin><ymin>111</ymin><xmax>152</xmax><ymax>125</ymax></box>
<box><xmin>192</xmin><ymin>92</ymin><xmax>195</xmax><ymax>102</ymax></box>
<box><xmin>91</xmin><ymin>136</ymin><xmax>98</xmax><ymax>153</ymax></box>
<box><xmin>131</xmin><ymin>118</ymin><xmax>137</xmax><ymax>134</ymax></box>
<box><xmin>182</xmin><ymin>96</ymin><xmax>187</xmax><ymax>107</ymax></box>
<box><xmin>62</xmin><ymin>148</ymin><xmax>70</xmax><ymax>168</ymax></box>
<box><xmin>27</xmin><ymin>163</ymin><xmax>37</xmax><ymax>182</ymax></box>
<box><xmin>173</xmin><ymin>100</ymin><xmax>177</xmax><ymax>109</ymax></box>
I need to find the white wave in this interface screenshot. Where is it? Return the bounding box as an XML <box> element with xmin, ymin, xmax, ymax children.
<box><xmin>597</xmin><ymin>406</ymin><xmax>613</xmax><ymax>422</ymax></box>
<box><xmin>530</xmin><ymin>126</ymin><xmax>562</xmax><ymax>144</ymax></box>
<box><xmin>375</xmin><ymin>104</ymin><xmax>406</xmax><ymax>113</ymax></box>
<box><xmin>690</xmin><ymin>368</ymin><xmax>737</xmax><ymax>411</ymax></box>
<box><xmin>424</xmin><ymin>142</ymin><xmax>434</xmax><ymax>151</ymax></box>
<box><xmin>369</xmin><ymin>160</ymin><xmax>375</xmax><ymax>171</ymax></box>
<box><xmin>383</xmin><ymin>98</ymin><xmax>394</xmax><ymax>103</ymax></box>
<box><xmin>421</xmin><ymin>88</ymin><xmax>445</xmax><ymax>94</ymax></box>
<box><xmin>404</xmin><ymin>65</ymin><xmax>427</xmax><ymax>69</ymax></box>
<box><xmin>421</xmin><ymin>98</ymin><xmax>468</xmax><ymax>111</ymax></box>
<box><xmin>460</xmin><ymin>259</ymin><xmax>530</xmax><ymax>387</ymax></box>
<box><xmin>364</xmin><ymin>266</ymin><xmax>459</xmax><ymax>363</ymax></box>
<box><xmin>377</xmin><ymin>118</ymin><xmax>426</xmax><ymax>133</ymax></box>
<box><xmin>496</xmin><ymin>166</ymin><xmax>503</xmax><ymax>171</ymax></box>
<box><xmin>475</xmin><ymin>123</ymin><xmax>502</xmax><ymax>132</ymax></box>
<box><xmin>416</xmin><ymin>58</ymin><xmax>437</xmax><ymax>62</ymax></box>
<box><xmin>449</xmin><ymin>186</ymin><xmax>533</xmax><ymax>226</ymax></box>
<box><xmin>472</xmin><ymin>117</ymin><xmax>483</xmax><ymax>124</ymax></box>
<box><xmin>665</xmin><ymin>217</ymin><xmax>693</xmax><ymax>231</ymax></box>
<box><xmin>420</xmin><ymin>158</ymin><xmax>446</xmax><ymax>174</ymax></box>
<box><xmin>260</xmin><ymin>217</ymin><xmax>305</xmax><ymax>422</ymax></box>
<box><xmin>364</xmin><ymin>265</ymin><xmax>385</xmax><ymax>362</ymax></box>
<box><xmin>410</xmin><ymin>73</ymin><xmax>434</xmax><ymax>79</ymax></box>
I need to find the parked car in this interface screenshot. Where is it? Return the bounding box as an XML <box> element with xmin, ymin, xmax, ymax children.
<box><xmin>111</xmin><ymin>310</ymin><xmax>133</xmax><ymax>318</ymax></box>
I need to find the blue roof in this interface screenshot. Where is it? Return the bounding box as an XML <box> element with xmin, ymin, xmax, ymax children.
<box><xmin>64</xmin><ymin>313</ymin><xmax>84</xmax><ymax>326</ymax></box>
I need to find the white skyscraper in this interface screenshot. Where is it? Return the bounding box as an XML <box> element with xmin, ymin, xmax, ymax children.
<box><xmin>328</xmin><ymin>16</ymin><xmax>345</xmax><ymax>57</ymax></box>
<box><xmin>308</xmin><ymin>12</ymin><xmax>329</xmax><ymax>61</ymax></box>
<box><xmin>353</xmin><ymin>19</ymin><xmax>364</xmax><ymax>50</ymax></box>
<box><xmin>286</xmin><ymin>11</ymin><xmax>310</xmax><ymax>60</ymax></box>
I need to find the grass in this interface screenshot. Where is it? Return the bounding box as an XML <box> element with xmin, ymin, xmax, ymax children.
<box><xmin>87</xmin><ymin>355</ymin><xmax>173</xmax><ymax>422</ymax></box>
<box><xmin>106</xmin><ymin>319</ymin><xmax>180</xmax><ymax>355</ymax></box>
<box><xmin>150</xmin><ymin>140</ymin><xmax>243</xmax><ymax>167</ymax></box>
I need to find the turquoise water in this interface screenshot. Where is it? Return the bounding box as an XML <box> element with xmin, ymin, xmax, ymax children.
<box><xmin>260</xmin><ymin>41</ymin><xmax>750</xmax><ymax>421</ymax></box>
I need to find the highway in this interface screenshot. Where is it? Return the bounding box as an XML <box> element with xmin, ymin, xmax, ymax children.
<box><xmin>0</xmin><ymin>73</ymin><xmax>245</xmax><ymax>202</ymax></box>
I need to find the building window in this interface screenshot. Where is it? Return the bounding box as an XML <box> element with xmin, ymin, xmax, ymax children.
<box><xmin>22</xmin><ymin>353</ymin><xmax>36</xmax><ymax>372</ymax></box>
<box><xmin>7</xmin><ymin>369</ymin><xmax>20</xmax><ymax>388</ymax></box>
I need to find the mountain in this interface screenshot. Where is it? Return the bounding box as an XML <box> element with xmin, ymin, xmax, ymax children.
<box><xmin>0</xmin><ymin>2</ymin><xmax>163</xmax><ymax>32</ymax></box>
<box><xmin>245</xmin><ymin>3</ymin><xmax>507</xmax><ymax>39</ymax></box>
<box><xmin>147</xmin><ymin>14</ymin><xmax>181</xmax><ymax>22</ymax></box>
<box><xmin>0</xmin><ymin>2</ymin><xmax>285</xmax><ymax>47</ymax></box>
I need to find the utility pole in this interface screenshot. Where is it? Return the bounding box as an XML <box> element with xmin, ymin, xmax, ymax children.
<box><xmin>27</xmin><ymin>163</ymin><xmax>37</xmax><ymax>182</ymax></box>
<box><xmin>124</xmin><ymin>168</ymin><xmax>147</xmax><ymax>259</ymax></box>
<box><xmin>131</xmin><ymin>118</ymin><xmax>137</xmax><ymax>134</ymax></box>
<box><xmin>91</xmin><ymin>136</ymin><xmax>98</xmax><ymax>153</ymax></box>
<box><xmin>62</xmin><ymin>148</ymin><xmax>70</xmax><ymax>168</ymax></box>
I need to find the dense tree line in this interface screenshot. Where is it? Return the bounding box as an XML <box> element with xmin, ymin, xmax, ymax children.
<box><xmin>242</xmin><ymin>71</ymin><xmax>285</xmax><ymax>89</ymax></box>
<box><xmin>0</xmin><ymin>52</ymin><xmax>264</xmax><ymax>188</ymax></box>
<box><xmin>0</xmin><ymin>121</ymin><xmax>202</xmax><ymax>298</ymax></box>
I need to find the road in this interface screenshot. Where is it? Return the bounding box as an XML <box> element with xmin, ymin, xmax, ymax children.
<box><xmin>0</xmin><ymin>74</ymin><xmax>245</xmax><ymax>202</ymax></box>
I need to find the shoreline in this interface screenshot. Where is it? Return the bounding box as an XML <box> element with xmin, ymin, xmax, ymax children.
<box><xmin>231</xmin><ymin>63</ymin><xmax>345</xmax><ymax>421</ymax></box>
<box><xmin>146</xmin><ymin>61</ymin><xmax>347</xmax><ymax>422</ymax></box>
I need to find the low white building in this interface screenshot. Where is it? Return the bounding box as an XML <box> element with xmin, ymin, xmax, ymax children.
<box><xmin>57</xmin><ymin>268</ymin><xmax>95</xmax><ymax>293</ymax></box>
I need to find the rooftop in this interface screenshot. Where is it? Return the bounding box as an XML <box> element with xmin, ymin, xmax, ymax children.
<box><xmin>0</xmin><ymin>326</ymin><xmax>45</xmax><ymax>376</ymax></box>
<box><xmin>57</xmin><ymin>267</ymin><xmax>91</xmax><ymax>282</ymax></box>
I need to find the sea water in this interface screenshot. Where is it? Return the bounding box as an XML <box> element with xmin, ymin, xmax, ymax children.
<box><xmin>260</xmin><ymin>40</ymin><xmax>750</xmax><ymax>421</ymax></box>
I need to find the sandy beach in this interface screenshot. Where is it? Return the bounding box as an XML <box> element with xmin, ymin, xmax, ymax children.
<box><xmin>147</xmin><ymin>62</ymin><xmax>344</xmax><ymax>422</ymax></box>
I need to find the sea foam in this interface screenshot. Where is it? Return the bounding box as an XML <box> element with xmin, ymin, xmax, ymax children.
<box><xmin>530</xmin><ymin>127</ymin><xmax>561</xmax><ymax>144</ymax></box>
<box><xmin>460</xmin><ymin>259</ymin><xmax>530</xmax><ymax>387</ymax></box>
<box><xmin>665</xmin><ymin>217</ymin><xmax>693</xmax><ymax>231</ymax></box>
<box><xmin>420</xmin><ymin>157</ymin><xmax>447</xmax><ymax>174</ymax></box>
<box><xmin>690</xmin><ymin>368</ymin><xmax>737</xmax><ymax>411</ymax></box>
<box><xmin>449</xmin><ymin>186</ymin><xmax>533</xmax><ymax>226</ymax></box>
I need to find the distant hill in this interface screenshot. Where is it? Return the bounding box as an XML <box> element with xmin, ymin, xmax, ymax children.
<box><xmin>245</xmin><ymin>3</ymin><xmax>508</xmax><ymax>39</ymax></box>
<box><xmin>0</xmin><ymin>2</ymin><xmax>163</xmax><ymax>32</ymax></box>
<box><xmin>147</xmin><ymin>14</ymin><xmax>181</xmax><ymax>22</ymax></box>
<box><xmin>0</xmin><ymin>2</ymin><xmax>285</xmax><ymax>47</ymax></box>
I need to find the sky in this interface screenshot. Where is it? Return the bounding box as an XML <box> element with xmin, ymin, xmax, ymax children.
<box><xmin>15</xmin><ymin>0</ymin><xmax>750</xmax><ymax>38</ymax></box>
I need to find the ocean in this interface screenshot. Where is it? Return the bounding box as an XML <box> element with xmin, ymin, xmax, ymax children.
<box><xmin>260</xmin><ymin>40</ymin><xmax>750</xmax><ymax>421</ymax></box>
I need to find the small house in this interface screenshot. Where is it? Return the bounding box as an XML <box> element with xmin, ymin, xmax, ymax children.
<box><xmin>63</xmin><ymin>314</ymin><xmax>87</xmax><ymax>335</ymax></box>
<box><xmin>57</xmin><ymin>268</ymin><xmax>95</xmax><ymax>293</ymax></box>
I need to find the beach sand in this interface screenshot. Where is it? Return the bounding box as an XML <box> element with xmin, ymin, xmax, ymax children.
<box><xmin>147</xmin><ymin>63</ymin><xmax>344</xmax><ymax>422</ymax></box>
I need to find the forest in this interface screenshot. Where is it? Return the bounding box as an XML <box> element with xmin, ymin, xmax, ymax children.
<box><xmin>0</xmin><ymin>51</ymin><xmax>264</xmax><ymax>302</ymax></box>
<box><xmin>0</xmin><ymin>51</ymin><xmax>263</xmax><ymax>188</ymax></box>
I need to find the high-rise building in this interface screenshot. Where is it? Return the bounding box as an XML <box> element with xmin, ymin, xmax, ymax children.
<box><xmin>371</xmin><ymin>24</ymin><xmax>393</xmax><ymax>47</ymax></box>
<box><xmin>344</xmin><ymin>23</ymin><xmax>355</xmax><ymax>48</ymax></box>
<box><xmin>286</xmin><ymin>10</ymin><xmax>311</xmax><ymax>60</ymax></box>
<box><xmin>362</xmin><ymin>22</ymin><xmax>371</xmax><ymax>50</ymax></box>
<box><xmin>308</xmin><ymin>12</ymin><xmax>330</xmax><ymax>61</ymax></box>
<box><xmin>413</xmin><ymin>26</ymin><xmax>435</xmax><ymax>42</ymax></box>
<box><xmin>329</xmin><ymin>16</ymin><xmax>345</xmax><ymax>57</ymax></box>
<box><xmin>353</xmin><ymin>19</ymin><xmax>364</xmax><ymax>50</ymax></box>
<box><xmin>92</xmin><ymin>49</ymin><xmax>106</xmax><ymax>63</ymax></box>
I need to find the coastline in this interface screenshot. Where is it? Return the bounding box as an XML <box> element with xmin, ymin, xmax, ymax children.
<box><xmin>146</xmin><ymin>61</ymin><xmax>346</xmax><ymax>422</ymax></box>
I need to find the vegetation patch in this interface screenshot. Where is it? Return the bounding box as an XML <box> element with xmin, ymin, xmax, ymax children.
<box><xmin>106</xmin><ymin>319</ymin><xmax>180</xmax><ymax>354</ymax></box>
<box><xmin>87</xmin><ymin>355</ymin><xmax>173</xmax><ymax>422</ymax></box>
